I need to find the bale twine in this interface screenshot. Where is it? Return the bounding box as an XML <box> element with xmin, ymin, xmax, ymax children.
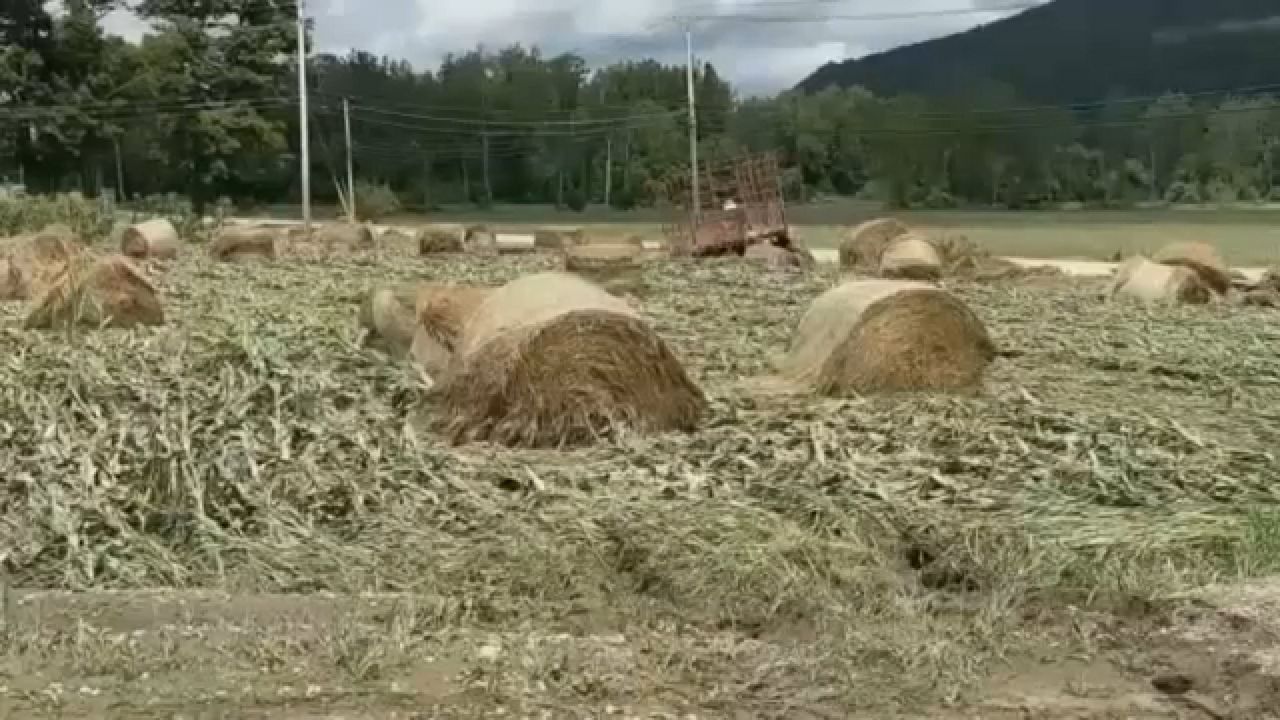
<box><xmin>778</xmin><ymin>279</ymin><xmax>994</xmax><ymax>395</ymax></box>
<box><xmin>25</xmin><ymin>254</ymin><xmax>164</xmax><ymax>329</ymax></box>
<box><xmin>464</xmin><ymin>224</ymin><xmax>498</xmax><ymax>255</ymax></box>
<box><xmin>1151</xmin><ymin>241</ymin><xmax>1231</xmax><ymax>296</ymax></box>
<box><xmin>879</xmin><ymin>233</ymin><xmax>942</xmax><ymax>281</ymax></box>
<box><xmin>1109</xmin><ymin>256</ymin><xmax>1210</xmax><ymax>305</ymax></box>
<box><xmin>120</xmin><ymin>218</ymin><xmax>180</xmax><ymax>260</ymax></box>
<box><xmin>839</xmin><ymin>217</ymin><xmax>909</xmax><ymax>270</ymax></box>
<box><xmin>563</xmin><ymin>242</ymin><xmax>645</xmax><ymax>295</ymax></box>
<box><xmin>744</xmin><ymin>243</ymin><xmax>806</xmax><ymax>271</ymax></box>
<box><xmin>318</xmin><ymin>223</ymin><xmax>374</xmax><ymax>251</ymax></box>
<box><xmin>358</xmin><ymin>286</ymin><xmax>418</xmax><ymax>356</ymax></box>
<box><xmin>209</xmin><ymin>227</ymin><xmax>277</xmax><ymax>262</ymax></box>
<box><xmin>411</xmin><ymin>284</ymin><xmax>495</xmax><ymax>378</ymax></box>
<box><xmin>431</xmin><ymin>271</ymin><xmax>706</xmax><ymax>447</ymax></box>
<box><xmin>418</xmin><ymin>225</ymin><xmax>465</xmax><ymax>255</ymax></box>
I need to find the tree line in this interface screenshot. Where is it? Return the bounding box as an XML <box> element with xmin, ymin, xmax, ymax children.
<box><xmin>3</xmin><ymin>0</ymin><xmax>1280</xmax><ymax>214</ymax></box>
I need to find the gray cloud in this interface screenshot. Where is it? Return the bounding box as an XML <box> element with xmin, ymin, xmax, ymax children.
<box><xmin>100</xmin><ymin>0</ymin><xmax>1048</xmax><ymax>93</ymax></box>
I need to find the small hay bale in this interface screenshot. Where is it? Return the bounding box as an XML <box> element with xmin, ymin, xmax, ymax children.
<box><xmin>563</xmin><ymin>243</ymin><xmax>645</xmax><ymax>295</ymax></box>
<box><xmin>879</xmin><ymin>233</ymin><xmax>942</xmax><ymax>281</ymax></box>
<box><xmin>25</xmin><ymin>254</ymin><xmax>163</xmax><ymax>329</ymax></box>
<box><xmin>120</xmin><ymin>218</ymin><xmax>180</xmax><ymax>260</ymax></box>
<box><xmin>432</xmin><ymin>271</ymin><xmax>706</xmax><ymax>447</ymax></box>
<box><xmin>358</xmin><ymin>286</ymin><xmax>418</xmax><ymax>356</ymax></box>
<box><xmin>318</xmin><ymin>223</ymin><xmax>374</xmax><ymax>250</ymax></box>
<box><xmin>1152</xmin><ymin>241</ymin><xmax>1231</xmax><ymax>296</ymax></box>
<box><xmin>1109</xmin><ymin>256</ymin><xmax>1211</xmax><ymax>305</ymax></box>
<box><xmin>534</xmin><ymin>228</ymin><xmax>567</xmax><ymax>250</ymax></box>
<box><xmin>777</xmin><ymin>279</ymin><xmax>995</xmax><ymax>395</ymax></box>
<box><xmin>209</xmin><ymin>227</ymin><xmax>277</xmax><ymax>262</ymax></box>
<box><xmin>418</xmin><ymin>226</ymin><xmax>465</xmax><ymax>255</ymax></box>
<box><xmin>839</xmin><ymin>217</ymin><xmax>909</xmax><ymax>270</ymax></box>
<box><xmin>744</xmin><ymin>243</ymin><xmax>806</xmax><ymax>271</ymax></box>
<box><xmin>464</xmin><ymin>224</ymin><xmax>498</xmax><ymax>254</ymax></box>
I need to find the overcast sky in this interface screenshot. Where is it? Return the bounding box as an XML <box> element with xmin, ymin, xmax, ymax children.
<box><xmin>99</xmin><ymin>0</ymin><xmax>1046</xmax><ymax>94</ymax></box>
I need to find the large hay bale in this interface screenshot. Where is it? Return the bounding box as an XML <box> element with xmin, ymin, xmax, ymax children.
<box><xmin>419</xmin><ymin>226</ymin><xmax>465</xmax><ymax>255</ymax></box>
<box><xmin>563</xmin><ymin>243</ymin><xmax>645</xmax><ymax>295</ymax></box>
<box><xmin>1152</xmin><ymin>241</ymin><xmax>1231</xmax><ymax>296</ymax></box>
<box><xmin>744</xmin><ymin>242</ymin><xmax>806</xmax><ymax>271</ymax></box>
<box><xmin>839</xmin><ymin>217</ymin><xmax>910</xmax><ymax>270</ymax></box>
<box><xmin>879</xmin><ymin>233</ymin><xmax>942</xmax><ymax>281</ymax></box>
<box><xmin>318</xmin><ymin>223</ymin><xmax>374</xmax><ymax>250</ymax></box>
<box><xmin>120</xmin><ymin>218</ymin><xmax>180</xmax><ymax>260</ymax></box>
<box><xmin>209</xmin><ymin>227</ymin><xmax>277</xmax><ymax>262</ymax></box>
<box><xmin>778</xmin><ymin>279</ymin><xmax>994</xmax><ymax>395</ymax></box>
<box><xmin>432</xmin><ymin>271</ymin><xmax>706</xmax><ymax>447</ymax></box>
<box><xmin>1109</xmin><ymin>255</ymin><xmax>1210</xmax><ymax>305</ymax></box>
<box><xmin>25</xmin><ymin>254</ymin><xmax>164</xmax><ymax>329</ymax></box>
<box><xmin>358</xmin><ymin>286</ymin><xmax>418</xmax><ymax>356</ymax></box>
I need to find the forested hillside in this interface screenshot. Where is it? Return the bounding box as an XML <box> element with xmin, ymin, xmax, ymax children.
<box><xmin>3</xmin><ymin>0</ymin><xmax>1280</xmax><ymax>212</ymax></box>
<box><xmin>799</xmin><ymin>0</ymin><xmax>1280</xmax><ymax>103</ymax></box>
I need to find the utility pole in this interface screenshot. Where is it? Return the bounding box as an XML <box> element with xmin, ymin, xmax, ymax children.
<box><xmin>343</xmin><ymin>96</ymin><xmax>355</xmax><ymax>222</ymax></box>
<box><xmin>683</xmin><ymin>24</ymin><xmax>699</xmax><ymax>256</ymax></box>
<box><xmin>604</xmin><ymin>135</ymin><xmax>612</xmax><ymax>207</ymax></box>
<box><xmin>112</xmin><ymin>136</ymin><xmax>126</xmax><ymax>202</ymax></box>
<box><xmin>296</xmin><ymin>0</ymin><xmax>311</xmax><ymax>233</ymax></box>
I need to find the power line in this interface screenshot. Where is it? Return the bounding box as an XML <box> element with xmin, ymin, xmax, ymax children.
<box><xmin>663</xmin><ymin>1</ymin><xmax>1040</xmax><ymax>25</ymax></box>
<box><xmin>345</xmin><ymin>102</ymin><xmax>682</xmax><ymax>128</ymax></box>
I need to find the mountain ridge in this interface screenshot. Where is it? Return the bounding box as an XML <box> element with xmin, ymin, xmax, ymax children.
<box><xmin>797</xmin><ymin>0</ymin><xmax>1280</xmax><ymax>103</ymax></box>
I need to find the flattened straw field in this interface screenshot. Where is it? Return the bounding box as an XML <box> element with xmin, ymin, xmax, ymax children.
<box><xmin>1</xmin><ymin>223</ymin><xmax>1279</xmax><ymax>717</ymax></box>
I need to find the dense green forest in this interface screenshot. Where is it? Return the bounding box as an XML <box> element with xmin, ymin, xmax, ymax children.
<box><xmin>3</xmin><ymin>0</ymin><xmax>1280</xmax><ymax>214</ymax></box>
<box><xmin>800</xmin><ymin>0</ymin><xmax>1280</xmax><ymax>104</ymax></box>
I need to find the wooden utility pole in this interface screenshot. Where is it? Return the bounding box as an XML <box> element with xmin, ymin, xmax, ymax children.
<box><xmin>683</xmin><ymin>24</ymin><xmax>699</xmax><ymax>255</ymax></box>
<box><xmin>604</xmin><ymin>134</ymin><xmax>613</xmax><ymax>207</ymax></box>
<box><xmin>343</xmin><ymin>97</ymin><xmax>355</xmax><ymax>221</ymax></box>
<box><xmin>112</xmin><ymin>136</ymin><xmax>126</xmax><ymax>202</ymax></box>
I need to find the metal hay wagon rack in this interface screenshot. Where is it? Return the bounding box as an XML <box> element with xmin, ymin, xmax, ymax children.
<box><xmin>660</xmin><ymin>151</ymin><xmax>788</xmax><ymax>257</ymax></box>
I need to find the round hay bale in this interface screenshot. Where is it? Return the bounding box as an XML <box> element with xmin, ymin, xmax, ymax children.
<box><xmin>839</xmin><ymin>217</ymin><xmax>909</xmax><ymax>270</ymax></box>
<box><xmin>358</xmin><ymin>286</ymin><xmax>418</xmax><ymax>356</ymax></box>
<box><xmin>464</xmin><ymin>224</ymin><xmax>497</xmax><ymax>254</ymax></box>
<box><xmin>533</xmin><ymin>228</ymin><xmax>567</xmax><ymax>250</ymax></box>
<box><xmin>744</xmin><ymin>243</ymin><xmax>805</xmax><ymax>271</ymax></box>
<box><xmin>432</xmin><ymin>271</ymin><xmax>706</xmax><ymax>447</ymax></box>
<box><xmin>879</xmin><ymin>233</ymin><xmax>942</xmax><ymax>281</ymax></box>
<box><xmin>1109</xmin><ymin>255</ymin><xmax>1210</xmax><ymax>305</ymax></box>
<box><xmin>778</xmin><ymin>279</ymin><xmax>995</xmax><ymax>395</ymax></box>
<box><xmin>318</xmin><ymin>223</ymin><xmax>374</xmax><ymax>250</ymax></box>
<box><xmin>1151</xmin><ymin>241</ymin><xmax>1231</xmax><ymax>296</ymax></box>
<box><xmin>209</xmin><ymin>227</ymin><xmax>277</xmax><ymax>262</ymax></box>
<box><xmin>418</xmin><ymin>226</ymin><xmax>465</xmax><ymax>255</ymax></box>
<box><xmin>25</xmin><ymin>254</ymin><xmax>163</xmax><ymax>329</ymax></box>
<box><xmin>563</xmin><ymin>243</ymin><xmax>645</xmax><ymax>295</ymax></box>
<box><xmin>120</xmin><ymin>218</ymin><xmax>180</xmax><ymax>260</ymax></box>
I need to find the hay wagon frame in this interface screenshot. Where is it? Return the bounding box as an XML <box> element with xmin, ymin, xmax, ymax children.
<box><xmin>660</xmin><ymin>151</ymin><xmax>788</xmax><ymax>257</ymax></box>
